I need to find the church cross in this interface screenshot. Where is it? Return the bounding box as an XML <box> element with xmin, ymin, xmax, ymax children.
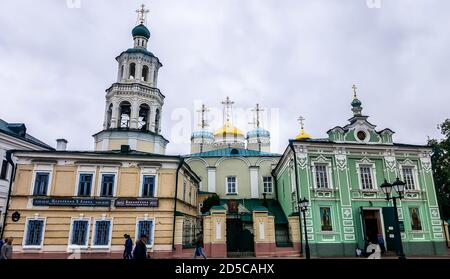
<box><xmin>352</xmin><ymin>84</ymin><xmax>358</xmax><ymax>98</ymax></box>
<box><xmin>250</xmin><ymin>103</ymin><xmax>264</xmax><ymax>129</ymax></box>
<box><xmin>221</xmin><ymin>96</ymin><xmax>235</xmax><ymax>123</ymax></box>
<box><xmin>136</xmin><ymin>4</ymin><xmax>150</xmax><ymax>25</ymax></box>
<box><xmin>298</xmin><ymin>116</ymin><xmax>305</xmax><ymax>130</ymax></box>
<box><xmin>196</xmin><ymin>104</ymin><xmax>209</xmax><ymax>130</ymax></box>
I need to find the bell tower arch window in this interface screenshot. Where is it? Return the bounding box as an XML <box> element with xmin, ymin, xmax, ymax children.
<box><xmin>119</xmin><ymin>101</ymin><xmax>131</xmax><ymax>129</ymax></box>
<box><xmin>129</xmin><ymin>63</ymin><xmax>136</xmax><ymax>80</ymax></box>
<box><xmin>142</xmin><ymin>65</ymin><xmax>149</xmax><ymax>82</ymax></box>
<box><xmin>138</xmin><ymin>104</ymin><xmax>150</xmax><ymax>131</ymax></box>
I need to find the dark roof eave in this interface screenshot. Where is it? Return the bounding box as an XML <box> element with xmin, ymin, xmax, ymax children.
<box><xmin>0</xmin><ymin>130</ymin><xmax>54</xmax><ymax>150</ymax></box>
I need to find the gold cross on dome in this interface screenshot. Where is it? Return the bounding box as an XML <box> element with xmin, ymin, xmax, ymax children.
<box><xmin>136</xmin><ymin>4</ymin><xmax>150</xmax><ymax>25</ymax></box>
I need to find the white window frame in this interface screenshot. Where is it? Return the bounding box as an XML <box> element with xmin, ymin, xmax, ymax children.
<box><xmin>29</xmin><ymin>164</ymin><xmax>54</xmax><ymax>196</ymax></box>
<box><xmin>68</xmin><ymin>217</ymin><xmax>91</xmax><ymax>250</ymax></box>
<box><xmin>139</xmin><ymin>168</ymin><xmax>159</xmax><ymax>198</ymax></box>
<box><xmin>91</xmin><ymin>217</ymin><xmax>113</xmax><ymax>249</ymax></box>
<box><xmin>225</xmin><ymin>176</ymin><xmax>238</xmax><ymax>195</ymax></box>
<box><xmin>312</xmin><ymin>157</ymin><xmax>333</xmax><ymax>190</ymax></box>
<box><xmin>356</xmin><ymin>159</ymin><xmax>378</xmax><ymax>191</ymax></box>
<box><xmin>74</xmin><ymin>165</ymin><xmax>97</xmax><ymax>197</ymax></box>
<box><xmin>135</xmin><ymin>217</ymin><xmax>156</xmax><ymax>249</ymax></box>
<box><xmin>399</xmin><ymin>161</ymin><xmax>420</xmax><ymax>192</ymax></box>
<box><xmin>262</xmin><ymin>176</ymin><xmax>273</xmax><ymax>193</ymax></box>
<box><xmin>96</xmin><ymin>166</ymin><xmax>119</xmax><ymax>197</ymax></box>
<box><xmin>22</xmin><ymin>217</ymin><xmax>47</xmax><ymax>250</ymax></box>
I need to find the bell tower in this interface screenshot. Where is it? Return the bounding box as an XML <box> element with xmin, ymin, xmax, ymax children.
<box><xmin>93</xmin><ymin>4</ymin><xmax>169</xmax><ymax>154</ymax></box>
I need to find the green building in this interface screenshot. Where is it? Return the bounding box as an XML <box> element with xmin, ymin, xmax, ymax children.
<box><xmin>273</xmin><ymin>90</ymin><xmax>447</xmax><ymax>257</ymax></box>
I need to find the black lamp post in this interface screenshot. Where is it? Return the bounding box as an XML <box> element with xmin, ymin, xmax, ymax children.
<box><xmin>298</xmin><ymin>197</ymin><xmax>310</xmax><ymax>259</ymax></box>
<box><xmin>380</xmin><ymin>178</ymin><xmax>406</xmax><ymax>260</ymax></box>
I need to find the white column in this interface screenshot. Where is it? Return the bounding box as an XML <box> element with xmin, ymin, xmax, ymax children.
<box><xmin>111</xmin><ymin>103</ymin><xmax>120</xmax><ymax>128</ymax></box>
<box><xmin>207</xmin><ymin>167</ymin><xmax>216</xmax><ymax>193</ymax></box>
<box><xmin>149</xmin><ymin>63</ymin><xmax>155</xmax><ymax>87</ymax></box>
<box><xmin>250</xmin><ymin>166</ymin><xmax>259</xmax><ymax>198</ymax></box>
<box><xmin>130</xmin><ymin>100</ymin><xmax>139</xmax><ymax>129</ymax></box>
<box><xmin>149</xmin><ymin>105</ymin><xmax>157</xmax><ymax>133</ymax></box>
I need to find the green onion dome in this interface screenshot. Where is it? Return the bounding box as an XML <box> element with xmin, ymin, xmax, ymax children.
<box><xmin>132</xmin><ymin>24</ymin><xmax>150</xmax><ymax>39</ymax></box>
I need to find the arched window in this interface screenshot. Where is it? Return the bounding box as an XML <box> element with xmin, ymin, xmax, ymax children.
<box><xmin>138</xmin><ymin>104</ymin><xmax>150</xmax><ymax>131</ymax></box>
<box><xmin>129</xmin><ymin>63</ymin><xmax>136</xmax><ymax>80</ymax></box>
<box><xmin>106</xmin><ymin>104</ymin><xmax>113</xmax><ymax>129</ymax></box>
<box><xmin>155</xmin><ymin>109</ymin><xmax>160</xmax><ymax>134</ymax></box>
<box><xmin>119</xmin><ymin>101</ymin><xmax>131</xmax><ymax>129</ymax></box>
<box><xmin>142</xmin><ymin>65</ymin><xmax>149</xmax><ymax>82</ymax></box>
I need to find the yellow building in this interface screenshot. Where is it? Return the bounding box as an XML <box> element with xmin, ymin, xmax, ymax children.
<box><xmin>3</xmin><ymin>150</ymin><xmax>199</xmax><ymax>258</ymax></box>
<box><xmin>1</xmin><ymin>6</ymin><xmax>201</xmax><ymax>259</ymax></box>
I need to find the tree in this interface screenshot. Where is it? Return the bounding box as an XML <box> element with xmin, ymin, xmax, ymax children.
<box><xmin>200</xmin><ymin>194</ymin><xmax>220</xmax><ymax>214</ymax></box>
<box><xmin>429</xmin><ymin>119</ymin><xmax>450</xmax><ymax>220</ymax></box>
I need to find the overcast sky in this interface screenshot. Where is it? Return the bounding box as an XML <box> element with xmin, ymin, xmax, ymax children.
<box><xmin>0</xmin><ymin>0</ymin><xmax>449</xmax><ymax>155</ymax></box>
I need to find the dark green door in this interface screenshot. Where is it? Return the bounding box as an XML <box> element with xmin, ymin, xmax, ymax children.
<box><xmin>382</xmin><ymin>207</ymin><xmax>398</xmax><ymax>252</ymax></box>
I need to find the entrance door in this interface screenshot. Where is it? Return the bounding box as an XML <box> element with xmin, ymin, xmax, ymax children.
<box><xmin>382</xmin><ymin>207</ymin><xmax>398</xmax><ymax>252</ymax></box>
<box><xmin>226</xmin><ymin>217</ymin><xmax>254</xmax><ymax>257</ymax></box>
<box><xmin>362</xmin><ymin>210</ymin><xmax>382</xmax><ymax>244</ymax></box>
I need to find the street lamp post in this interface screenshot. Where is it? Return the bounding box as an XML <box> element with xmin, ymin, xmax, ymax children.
<box><xmin>380</xmin><ymin>178</ymin><xmax>406</xmax><ymax>260</ymax></box>
<box><xmin>298</xmin><ymin>198</ymin><xmax>310</xmax><ymax>259</ymax></box>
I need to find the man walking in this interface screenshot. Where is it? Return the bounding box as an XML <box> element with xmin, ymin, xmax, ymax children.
<box><xmin>123</xmin><ymin>234</ymin><xmax>133</xmax><ymax>259</ymax></box>
<box><xmin>133</xmin><ymin>234</ymin><xmax>148</xmax><ymax>259</ymax></box>
<box><xmin>377</xmin><ymin>233</ymin><xmax>386</xmax><ymax>254</ymax></box>
<box><xmin>193</xmin><ymin>233</ymin><xmax>207</xmax><ymax>259</ymax></box>
<box><xmin>0</xmin><ymin>238</ymin><xmax>13</xmax><ymax>260</ymax></box>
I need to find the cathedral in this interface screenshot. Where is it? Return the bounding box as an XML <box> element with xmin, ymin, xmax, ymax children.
<box><xmin>1</xmin><ymin>5</ymin><xmax>447</xmax><ymax>259</ymax></box>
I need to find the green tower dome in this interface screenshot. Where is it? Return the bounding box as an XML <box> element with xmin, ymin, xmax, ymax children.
<box><xmin>351</xmin><ymin>98</ymin><xmax>362</xmax><ymax>107</ymax></box>
<box><xmin>132</xmin><ymin>24</ymin><xmax>150</xmax><ymax>39</ymax></box>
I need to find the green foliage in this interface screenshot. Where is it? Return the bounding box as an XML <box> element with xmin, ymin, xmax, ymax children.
<box><xmin>429</xmin><ymin>119</ymin><xmax>450</xmax><ymax>220</ymax></box>
<box><xmin>200</xmin><ymin>194</ymin><xmax>220</xmax><ymax>214</ymax></box>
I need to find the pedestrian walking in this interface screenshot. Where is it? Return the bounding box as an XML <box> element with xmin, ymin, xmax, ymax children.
<box><xmin>133</xmin><ymin>234</ymin><xmax>148</xmax><ymax>259</ymax></box>
<box><xmin>377</xmin><ymin>233</ymin><xmax>386</xmax><ymax>254</ymax></box>
<box><xmin>0</xmin><ymin>238</ymin><xmax>13</xmax><ymax>260</ymax></box>
<box><xmin>123</xmin><ymin>234</ymin><xmax>133</xmax><ymax>259</ymax></box>
<box><xmin>193</xmin><ymin>233</ymin><xmax>207</xmax><ymax>259</ymax></box>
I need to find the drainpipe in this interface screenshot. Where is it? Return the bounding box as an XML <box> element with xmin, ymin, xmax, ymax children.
<box><xmin>172</xmin><ymin>157</ymin><xmax>184</xmax><ymax>250</ymax></box>
<box><xmin>289</xmin><ymin>142</ymin><xmax>303</xmax><ymax>256</ymax></box>
<box><xmin>1</xmin><ymin>151</ymin><xmax>16</xmax><ymax>239</ymax></box>
<box><xmin>271</xmin><ymin>170</ymin><xmax>278</xmax><ymax>201</ymax></box>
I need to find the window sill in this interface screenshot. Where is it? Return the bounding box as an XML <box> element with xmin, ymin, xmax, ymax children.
<box><xmin>360</xmin><ymin>189</ymin><xmax>379</xmax><ymax>193</ymax></box>
<box><xmin>91</xmin><ymin>246</ymin><xmax>111</xmax><ymax>251</ymax></box>
<box><xmin>68</xmin><ymin>245</ymin><xmax>89</xmax><ymax>250</ymax></box>
<box><xmin>22</xmin><ymin>246</ymin><xmax>43</xmax><ymax>251</ymax></box>
<box><xmin>318</xmin><ymin>231</ymin><xmax>338</xmax><ymax>234</ymax></box>
<box><xmin>226</xmin><ymin>193</ymin><xmax>238</xmax><ymax>196</ymax></box>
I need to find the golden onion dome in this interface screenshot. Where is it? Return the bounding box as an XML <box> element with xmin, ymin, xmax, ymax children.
<box><xmin>214</xmin><ymin>121</ymin><xmax>244</xmax><ymax>137</ymax></box>
<box><xmin>295</xmin><ymin>128</ymin><xmax>312</xmax><ymax>140</ymax></box>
